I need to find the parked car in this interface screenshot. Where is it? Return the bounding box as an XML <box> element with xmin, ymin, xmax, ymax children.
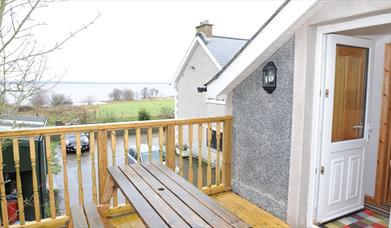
<box><xmin>65</xmin><ymin>133</ymin><xmax>90</xmax><ymax>153</ymax></box>
<box><xmin>128</xmin><ymin>144</ymin><xmax>165</xmax><ymax>164</ymax></box>
<box><xmin>128</xmin><ymin>144</ymin><xmax>179</xmax><ymax>172</ymax></box>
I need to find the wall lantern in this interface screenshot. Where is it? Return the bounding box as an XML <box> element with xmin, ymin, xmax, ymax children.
<box><xmin>262</xmin><ymin>61</ymin><xmax>277</xmax><ymax>94</ymax></box>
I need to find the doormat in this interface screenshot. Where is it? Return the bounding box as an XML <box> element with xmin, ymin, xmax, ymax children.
<box><xmin>323</xmin><ymin>209</ymin><xmax>389</xmax><ymax>228</ymax></box>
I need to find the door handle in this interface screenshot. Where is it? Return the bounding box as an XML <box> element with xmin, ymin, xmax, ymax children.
<box><xmin>352</xmin><ymin>125</ymin><xmax>364</xmax><ymax>129</ymax></box>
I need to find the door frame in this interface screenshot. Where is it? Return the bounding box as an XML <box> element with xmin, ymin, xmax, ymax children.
<box><xmin>306</xmin><ymin>13</ymin><xmax>391</xmax><ymax>227</ymax></box>
<box><xmin>374</xmin><ymin>42</ymin><xmax>391</xmax><ymax>205</ymax></box>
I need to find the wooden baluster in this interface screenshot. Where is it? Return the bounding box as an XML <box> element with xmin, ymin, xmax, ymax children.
<box><xmin>111</xmin><ymin>131</ymin><xmax>118</xmax><ymax>207</ymax></box>
<box><xmin>13</xmin><ymin>138</ymin><xmax>25</xmax><ymax>224</ymax></box>
<box><xmin>147</xmin><ymin>128</ymin><xmax>152</xmax><ymax>162</ymax></box>
<box><xmin>207</xmin><ymin>123</ymin><xmax>212</xmax><ymax>187</ymax></box>
<box><xmin>123</xmin><ymin>129</ymin><xmax>130</xmax><ymax>205</ymax></box>
<box><xmin>159</xmin><ymin>127</ymin><xmax>164</xmax><ymax>162</ymax></box>
<box><xmin>89</xmin><ymin>132</ymin><xmax>98</xmax><ymax>205</ymax></box>
<box><xmin>165</xmin><ymin>126</ymin><xmax>176</xmax><ymax>171</ymax></box>
<box><xmin>0</xmin><ymin>140</ymin><xmax>9</xmax><ymax>228</ymax></box>
<box><xmin>216</xmin><ymin>122</ymin><xmax>221</xmax><ymax>185</ymax></box>
<box><xmin>124</xmin><ymin>129</ymin><xmax>129</xmax><ymax>165</ymax></box>
<box><xmin>136</xmin><ymin>128</ymin><xmax>141</xmax><ymax>162</ymax></box>
<box><xmin>197</xmin><ymin>124</ymin><xmax>203</xmax><ymax>189</ymax></box>
<box><xmin>60</xmin><ymin>134</ymin><xmax>71</xmax><ymax>216</ymax></box>
<box><xmin>188</xmin><ymin>124</ymin><xmax>193</xmax><ymax>184</ymax></box>
<box><xmin>97</xmin><ymin>130</ymin><xmax>108</xmax><ymax>204</ymax></box>
<box><xmin>178</xmin><ymin>125</ymin><xmax>183</xmax><ymax>177</ymax></box>
<box><xmin>29</xmin><ymin>137</ymin><xmax>41</xmax><ymax>222</ymax></box>
<box><xmin>222</xmin><ymin>119</ymin><xmax>233</xmax><ymax>189</ymax></box>
<box><xmin>75</xmin><ymin>133</ymin><xmax>84</xmax><ymax>205</ymax></box>
<box><xmin>44</xmin><ymin>135</ymin><xmax>56</xmax><ymax>219</ymax></box>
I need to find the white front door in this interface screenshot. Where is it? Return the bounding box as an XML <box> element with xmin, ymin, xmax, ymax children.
<box><xmin>317</xmin><ymin>34</ymin><xmax>373</xmax><ymax>223</ymax></box>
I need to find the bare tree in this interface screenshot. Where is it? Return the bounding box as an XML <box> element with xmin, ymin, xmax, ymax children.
<box><xmin>108</xmin><ymin>88</ymin><xmax>122</xmax><ymax>101</ymax></box>
<box><xmin>50</xmin><ymin>93</ymin><xmax>72</xmax><ymax>106</ymax></box>
<box><xmin>140</xmin><ymin>87</ymin><xmax>150</xmax><ymax>99</ymax></box>
<box><xmin>122</xmin><ymin>88</ymin><xmax>135</xmax><ymax>101</ymax></box>
<box><xmin>0</xmin><ymin>0</ymin><xmax>100</xmax><ymax>119</ymax></box>
<box><xmin>30</xmin><ymin>89</ymin><xmax>48</xmax><ymax>106</ymax></box>
<box><xmin>83</xmin><ymin>94</ymin><xmax>94</xmax><ymax>105</ymax></box>
<box><xmin>149</xmin><ymin>88</ymin><xmax>159</xmax><ymax>97</ymax></box>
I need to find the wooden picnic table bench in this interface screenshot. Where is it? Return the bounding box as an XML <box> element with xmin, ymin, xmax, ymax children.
<box><xmin>68</xmin><ymin>203</ymin><xmax>106</xmax><ymax>228</ymax></box>
<box><xmin>102</xmin><ymin>162</ymin><xmax>250</xmax><ymax>228</ymax></box>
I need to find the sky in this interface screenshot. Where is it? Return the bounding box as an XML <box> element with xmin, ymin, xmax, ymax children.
<box><xmin>33</xmin><ymin>1</ymin><xmax>284</xmax><ymax>83</ymax></box>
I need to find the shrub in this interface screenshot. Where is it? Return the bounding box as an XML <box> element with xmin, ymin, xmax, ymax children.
<box><xmin>108</xmin><ymin>88</ymin><xmax>123</xmax><ymax>101</ymax></box>
<box><xmin>158</xmin><ymin>106</ymin><xmax>174</xmax><ymax>119</ymax></box>
<box><xmin>17</xmin><ymin>105</ymin><xmax>34</xmax><ymax>112</ymax></box>
<box><xmin>122</xmin><ymin>89</ymin><xmax>135</xmax><ymax>101</ymax></box>
<box><xmin>138</xmin><ymin>108</ymin><xmax>151</xmax><ymax>121</ymax></box>
<box><xmin>51</xmin><ymin>93</ymin><xmax>73</xmax><ymax>106</ymax></box>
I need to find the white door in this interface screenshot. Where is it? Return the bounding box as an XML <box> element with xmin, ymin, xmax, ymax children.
<box><xmin>317</xmin><ymin>34</ymin><xmax>373</xmax><ymax>223</ymax></box>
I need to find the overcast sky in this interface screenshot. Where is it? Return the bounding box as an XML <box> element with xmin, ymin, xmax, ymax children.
<box><xmin>34</xmin><ymin>1</ymin><xmax>284</xmax><ymax>83</ymax></box>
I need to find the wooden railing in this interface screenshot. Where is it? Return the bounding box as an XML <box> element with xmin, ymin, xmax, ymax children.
<box><xmin>0</xmin><ymin>116</ymin><xmax>233</xmax><ymax>227</ymax></box>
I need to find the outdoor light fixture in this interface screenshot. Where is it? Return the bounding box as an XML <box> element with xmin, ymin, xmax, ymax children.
<box><xmin>262</xmin><ymin>61</ymin><xmax>277</xmax><ymax>94</ymax></box>
<box><xmin>197</xmin><ymin>86</ymin><xmax>207</xmax><ymax>93</ymax></box>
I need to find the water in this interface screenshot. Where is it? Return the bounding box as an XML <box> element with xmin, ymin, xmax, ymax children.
<box><xmin>42</xmin><ymin>82</ymin><xmax>176</xmax><ymax>104</ymax></box>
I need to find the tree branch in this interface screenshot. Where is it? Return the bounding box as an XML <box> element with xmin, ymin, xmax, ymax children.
<box><xmin>0</xmin><ymin>12</ymin><xmax>100</xmax><ymax>67</ymax></box>
<box><xmin>0</xmin><ymin>0</ymin><xmax>40</xmax><ymax>53</ymax></box>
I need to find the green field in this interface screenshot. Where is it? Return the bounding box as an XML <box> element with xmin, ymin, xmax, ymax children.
<box><xmin>20</xmin><ymin>98</ymin><xmax>175</xmax><ymax>125</ymax></box>
<box><xmin>90</xmin><ymin>98</ymin><xmax>174</xmax><ymax>122</ymax></box>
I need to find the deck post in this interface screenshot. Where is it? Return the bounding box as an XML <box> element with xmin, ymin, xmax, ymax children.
<box><xmin>222</xmin><ymin>118</ymin><xmax>232</xmax><ymax>190</ymax></box>
<box><xmin>165</xmin><ymin>125</ymin><xmax>176</xmax><ymax>171</ymax></box>
<box><xmin>98</xmin><ymin>130</ymin><xmax>108</xmax><ymax>203</ymax></box>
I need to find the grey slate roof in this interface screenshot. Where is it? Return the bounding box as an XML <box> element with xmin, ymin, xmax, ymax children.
<box><xmin>202</xmin><ymin>35</ymin><xmax>247</xmax><ymax>67</ymax></box>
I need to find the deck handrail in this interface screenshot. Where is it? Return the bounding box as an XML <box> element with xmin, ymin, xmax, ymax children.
<box><xmin>0</xmin><ymin>115</ymin><xmax>233</xmax><ymax>227</ymax></box>
<box><xmin>0</xmin><ymin>116</ymin><xmax>233</xmax><ymax>138</ymax></box>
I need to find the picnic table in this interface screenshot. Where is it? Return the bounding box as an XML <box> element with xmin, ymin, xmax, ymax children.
<box><xmin>102</xmin><ymin>162</ymin><xmax>250</xmax><ymax>228</ymax></box>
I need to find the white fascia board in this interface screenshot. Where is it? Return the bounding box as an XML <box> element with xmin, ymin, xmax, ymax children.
<box><xmin>171</xmin><ymin>36</ymin><xmax>222</xmax><ymax>89</ymax></box>
<box><xmin>206</xmin><ymin>0</ymin><xmax>322</xmax><ymax>99</ymax></box>
<box><xmin>170</xmin><ymin>37</ymin><xmax>198</xmax><ymax>88</ymax></box>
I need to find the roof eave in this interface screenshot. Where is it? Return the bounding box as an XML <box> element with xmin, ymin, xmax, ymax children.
<box><xmin>206</xmin><ymin>0</ymin><xmax>325</xmax><ymax>99</ymax></box>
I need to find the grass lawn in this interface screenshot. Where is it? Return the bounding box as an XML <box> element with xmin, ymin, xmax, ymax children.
<box><xmin>97</xmin><ymin>98</ymin><xmax>173</xmax><ymax>117</ymax></box>
<box><xmin>90</xmin><ymin>98</ymin><xmax>174</xmax><ymax>122</ymax></box>
<box><xmin>18</xmin><ymin>98</ymin><xmax>175</xmax><ymax>125</ymax></box>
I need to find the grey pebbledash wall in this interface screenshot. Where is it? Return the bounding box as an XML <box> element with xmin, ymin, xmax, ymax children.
<box><xmin>231</xmin><ymin>37</ymin><xmax>295</xmax><ymax>220</ymax></box>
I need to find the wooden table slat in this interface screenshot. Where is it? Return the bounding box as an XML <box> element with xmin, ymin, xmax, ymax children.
<box><xmin>150</xmin><ymin>162</ymin><xmax>250</xmax><ymax>228</ymax></box>
<box><xmin>119</xmin><ymin>165</ymin><xmax>190</xmax><ymax>228</ymax></box>
<box><xmin>71</xmin><ymin>205</ymin><xmax>88</xmax><ymax>228</ymax></box>
<box><xmin>142</xmin><ymin>163</ymin><xmax>232</xmax><ymax>228</ymax></box>
<box><xmin>126</xmin><ymin>164</ymin><xmax>211</xmax><ymax>228</ymax></box>
<box><xmin>84</xmin><ymin>204</ymin><xmax>105</xmax><ymax>228</ymax></box>
<box><xmin>107</xmin><ymin>166</ymin><xmax>169</xmax><ymax>228</ymax></box>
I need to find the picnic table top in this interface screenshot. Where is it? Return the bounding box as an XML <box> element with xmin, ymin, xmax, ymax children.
<box><xmin>106</xmin><ymin>162</ymin><xmax>250</xmax><ymax>228</ymax></box>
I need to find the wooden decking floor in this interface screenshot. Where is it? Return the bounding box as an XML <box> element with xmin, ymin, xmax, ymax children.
<box><xmin>108</xmin><ymin>191</ymin><xmax>289</xmax><ymax>227</ymax></box>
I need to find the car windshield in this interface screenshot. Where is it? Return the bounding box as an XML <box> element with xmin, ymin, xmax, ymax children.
<box><xmin>141</xmin><ymin>150</ymin><xmax>165</xmax><ymax>162</ymax></box>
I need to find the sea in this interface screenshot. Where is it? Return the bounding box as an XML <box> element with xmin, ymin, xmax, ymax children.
<box><xmin>41</xmin><ymin>82</ymin><xmax>176</xmax><ymax>104</ymax></box>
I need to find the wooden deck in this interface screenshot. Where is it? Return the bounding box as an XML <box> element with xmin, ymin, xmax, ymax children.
<box><xmin>108</xmin><ymin>191</ymin><xmax>289</xmax><ymax>227</ymax></box>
